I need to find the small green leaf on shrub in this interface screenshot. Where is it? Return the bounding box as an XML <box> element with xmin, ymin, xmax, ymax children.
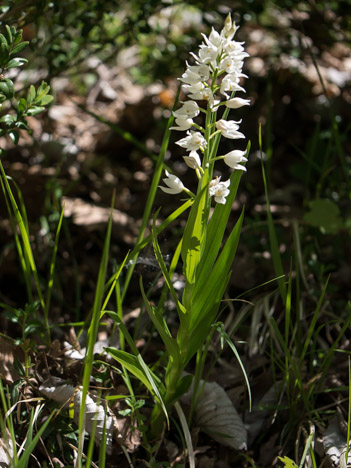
<box><xmin>18</xmin><ymin>97</ymin><xmax>27</xmax><ymax>113</ymax></box>
<box><xmin>0</xmin><ymin>78</ymin><xmax>14</xmax><ymax>98</ymax></box>
<box><xmin>6</xmin><ymin>57</ymin><xmax>28</xmax><ymax>68</ymax></box>
<box><xmin>0</xmin><ymin>33</ymin><xmax>8</xmax><ymax>46</ymax></box>
<box><xmin>9</xmin><ymin>129</ymin><xmax>19</xmax><ymax>144</ymax></box>
<box><xmin>0</xmin><ymin>42</ymin><xmax>9</xmax><ymax>62</ymax></box>
<box><xmin>27</xmin><ymin>106</ymin><xmax>45</xmax><ymax>116</ymax></box>
<box><xmin>27</xmin><ymin>84</ymin><xmax>36</xmax><ymax>106</ymax></box>
<box><xmin>14</xmin><ymin>30</ymin><xmax>23</xmax><ymax>44</ymax></box>
<box><xmin>0</xmin><ymin>114</ymin><xmax>16</xmax><ymax>124</ymax></box>
<box><xmin>10</xmin><ymin>41</ymin><xmax>29</xmax><ymax>56</ymax></box>
<box><xmin>16</xmin><ymin>120</ymin><xmax>29</xmax><ymax>130</ymax></box>
<box><xmin>5</xmin><ymin>25</ymin><xmax>12</xmax><ymax>43</ymax></box>
<box><xmin>303</xmin><ymin>199</ymin><xmax>343</xmax><ymax>234</ymax></box>
<box><xmin>37</xmin><ymin>94</ymin><xmax>53</xmax><ymax>106</ymax></box>
<box><xmin>37</xmin><ymin>81</ymin><xmax>49</xmax><ymax>96</ymax></box>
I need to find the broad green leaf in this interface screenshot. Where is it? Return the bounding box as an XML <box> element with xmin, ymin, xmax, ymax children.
<box><xmin>303</xmin><ymin>199</ymin><xmax>343</xmax><ymax>234</ymax></box>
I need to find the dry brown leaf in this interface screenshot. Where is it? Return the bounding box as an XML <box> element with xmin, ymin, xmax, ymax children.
<box><xmin>0</xmin><ymin>337</ymin><xmax>24</xmax><ymax>384</ymax></box>
<box><xmin>0</xmin><ymin>430</ymin><xmax>13</xmax><ymax>467</ymax></box>
<box><xmin>182</xmin><ymin>380</ymin><xmax>247</xmax><ymax>451</ymax></box>
<box><xmin>39</xmin><ymin>377</ymin><xmax>116</xmax><ymax>454</ymax></box>
<box><xmin>323</xmin><ymin>416</ymin><xmax>351</xmax><ymax>467</ymax></box>
<box><xmin>245</xmin><ymin>381</ymin><xmax>282</xmax><ymax>446</ymax></box>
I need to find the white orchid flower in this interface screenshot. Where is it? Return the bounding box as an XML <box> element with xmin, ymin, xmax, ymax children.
<box><xmin>170</xmin><ymin>116</ymin><xmax>193</xmax><ymax>131</ymax></box>
<box><xmin>173</xmin><ymin>101</ymin><xmax>200</xmax><ymax>119</ymax></box>
<box><xmin>216</xmin><ymin>119</ymin><xmax>245</xmax><ymax>139</ymax></box>
<box><xmin>183</xmin><ymin>150</ymin><xmax>202</xmax><ymax>170</ymax></box>
<box><xmin>209</xmin><ymin>177</ymin><xmax>231</xmax><ymax>204</ymax></box>
<box><xmin>223</xmin><ymin>150</ymin><xmax>247</xmax><ymax>170</ymax></box>
<box><xmin>220</xmin><ymin>74</ymin><xmax>246</xmax><ymax>97</ymax></box>
<box><xmin>176</xmin><ymin>130</ymin><xmax>207</xmax><ymax>152</ymax></box>
<box><xmin>159</xmin><ymin>170</ymin><xmax>186</xmax><ymax>194</ymax></box>
<box><xmin>179</xmin><ymin>63</ymin><xmax>210</xmax><ymax>84</ymax></box>
<box><xmin>225</xmin><ymin>97</ymin><xmax>250</xmax><ymax>109</ymax></box>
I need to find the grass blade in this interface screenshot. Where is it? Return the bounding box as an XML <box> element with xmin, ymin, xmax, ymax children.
<box><xmin>77</xmin><ymin>201</ymin><xmax>114</xmax><ymax>467</ymax></box>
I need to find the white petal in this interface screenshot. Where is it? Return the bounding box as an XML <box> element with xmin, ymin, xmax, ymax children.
<box><xmin>226</xmin><ymin>97</ymin><xmax>250</xmax><ymax>109</ymax></box>
<box><xmin>159</xmin><ymin>186</ymin><xmax>182</xmax><ymax>194</ymax></box>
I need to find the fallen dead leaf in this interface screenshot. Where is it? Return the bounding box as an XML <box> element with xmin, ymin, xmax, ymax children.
<box><xmin>182</xmin><ymin>380</ymin><xmax>247</xmax><ymax>451</ymax></box>
<box><xmin>0</xmin><ymin>337</ymin><xmax>24</xmax><ymax>384</ymax></box>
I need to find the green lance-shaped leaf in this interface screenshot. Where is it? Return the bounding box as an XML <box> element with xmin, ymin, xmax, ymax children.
<box><xmin>194</xmin><ymin>168</ymin><xmax>244</xmax><ymax>296</ymax></box>
<box><xmin>179</xmin><ymin>209</ymin><xmax>244</xmax><ymax>365</ymax></box>
<box><xmin>10</xmin><ymin>41</ymin><xmax>29</xmax><ymax>56</ymax></box>
<box><xmin>26</xmin><ymin>106</ymin><xmax>45</xmax><ymax>116</ymax></box>
<box><xmin>181</xmin><ymin>185</ymin><xmax>208</xmax><ymax>308</ymax></box>
<box><xmin>27</xmin><ymin>85</ymin><xmax>36</xmax><ymax>107</ymax></box>
<box><xmin>105</xmin><ymin>311</ymin><xmax>168</xmax><ymax>423</ymax></box>
<box><xmin>259</xmin><ymin>125</ymin><xmax>286</xmax><ymax>303</ymax></box>
<box><xmin>140</xmin><ymin>278</ymin><xmax>180</xmax><ymax>363</ymax></box>
<box><xmin>151</xmin><ymin>217</ymin><xmax>186</xmax><ymax>317</ymax></box>
<box><xmin>37</xmin><ymin>94</ymin><xmax>53</xmax><ymax>106</ymax></box>
<box><xmin>0</xmin><ymin>41</ymin><xmax>9</xmax><ymax>64</ymax></box>
<box><xmin>0</xmin><ymin>34</ymin><xmax>8</xmax><ymax>46</ymax></box>
<box><xmin>106</xmin><ymin>348</ymin><xmax>163</xmax><ymax>397</ymax></box>
<box><xmin>0</xmin><ymin>79</ymin><xmax>14</xmax><ymax>99</ymax></box>
<box><xmin>14</xmin><ymin>29</ymin><xmax>23</xmax><ymax>44</ymax></box>
<box><xmin>5</xmin><ymin>25</ymin><xmax>12</xmax><ymax>43</ymax></box>
<box><xmin>17</xmin><ymin>97</ymin><xmax>27</xmax><ymax>114</ymax></box>
<box><xmin>6</xmin><ymin>57</ymin><xmax>28</xmax><ymax>69</ymax></box>
<box><xmin>16</xmin><ymin>408</ymin><xmax>57</xmax><ymax>468</ymax></box>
